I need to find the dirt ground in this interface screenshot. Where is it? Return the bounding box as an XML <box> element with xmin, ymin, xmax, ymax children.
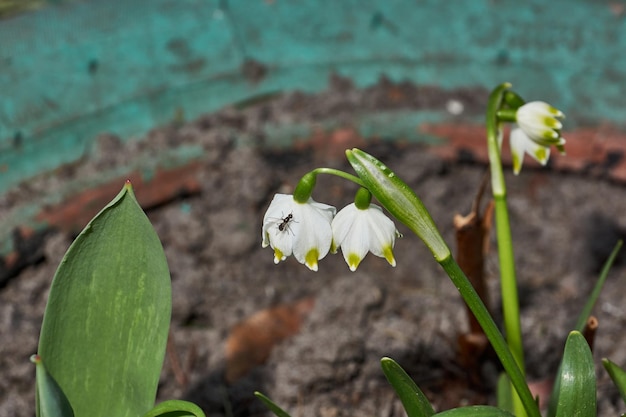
<box><xmin>1</xmin><ymin>78</ymin><xmax>626</xmax><ymax>416</ymax></box>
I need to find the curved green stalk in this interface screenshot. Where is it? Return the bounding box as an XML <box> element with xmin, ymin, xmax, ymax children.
<box><xmin>439</xmin><ymin>256</ymin><xmax>539</xmax><ymax>417</ymax></box>
<box><xmin>346</xmin><ymin>147</ymin><xmax>539</xmax><ymax>417</ymax></box>
<box><xmin>312</xmin><ymin>167</ymin><xmax>366</xmax><ymax>187</ymax></box>
<box><xmin>487</xmin><ymin>83</ymin><xmax>526</xmax><ymax>417</ymax></box>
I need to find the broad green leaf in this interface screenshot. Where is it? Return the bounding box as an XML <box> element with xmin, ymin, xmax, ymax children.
<box><xmin>37</xmin><ymin>182</ymin><xmax>172</xmax><ymax>417</ymax></box>
<box><xmin>380</xmin><ymin>357</ymin><xmax>435</xmax><ymax>417</ymax></box>
<box><xmin>554</xmin><ymin>331</ymin><xmax>596</xmax><ymax>417</ymax></box>
<box><xmin>434</xmin><ymin>405</ymin><xmax>514</xmax><ymax>416</ymax></box>
<box><xmin>496</xmin><ymin>372</ymin><xmax>513</xmax><ymax>413</ymax></box>
<box><xmin>574</xmin><ymin>240</ymin><xmax>622</xmax><ymax>332</ymax></box>
<box><xmin>142</xmin><ymin>400</ymin><xmax>206</xmax><ymax>417</ymax></box>
<box><xmin>602</xmin><ymin>358</ymin><xmax>626</xmax><ymax>405</ymax></box>
<box><xmin>254</xmin><ymin>391</ymin><xmax>292</xmax><ymax>417</ymax></box>
<box><xmin>31</xmin><ymin>355</ymin><xmax>74</xmax><ymax>417</ymax></box>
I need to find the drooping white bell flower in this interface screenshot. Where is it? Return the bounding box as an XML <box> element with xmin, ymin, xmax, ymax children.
<box><xmin>510</xmin><ymin>101</ymin><xmax>566</xmax><ymax>175</ymax></box>
<box><xmin>331</xmin><ymin>202</ymin><xmax>400</xmax><ymax>271</ymax></box>
<box><xmin>262</xmin><ymin>193</ymin><xmax>336</xmax><ymax>271</ymax></box>
<box><xmin>516</xmin><ymin>101</ymin><xmax>565</xmax><ymax>146</ymax></box>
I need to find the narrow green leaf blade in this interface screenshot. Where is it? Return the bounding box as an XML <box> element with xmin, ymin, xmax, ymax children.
<box><xmin>142</xmin><ymin>400</ymin><xmax>206</xmax><ymax>417</ymax></box>
<box><xmin>602</xmin><ymin>358</ymin><xmax>626</xmax><ymax>405</ymax></box>
<box><xmin>574</xmin><ymin>240</ymin><xmax>622</xmax><ymax>332</ymax></box>
<box><xmin>554</xmin><ymin>331</ymin><xmax>596</xmax><ymax>417</ymax></box>
<box><xmin>496</xmin><ymin>372</ymin><xmax>513</xmax><ymax>413</ymax></box>
<box><xmin>254</xmin><ymin>391</ymin><xmax>292</xmax><ymax>417</ymax></box>
<box><xmin>380</xmin><ymin>357</ymin><xmax>435</xmax><ymax>417</ymax></box>
<box><xmin>434</xmin><ymin>405</ymin><xmax>514</xmax><ymax>416</ymax></box>
<box><xmin>31</xmin><ymin>355</ymin><xmax>75</xmax><ymax>417</ymax></box>
<box><xmin>37</xmin><ymin>182</ymin><xmax>172</xmax><ymax>417</ymax></box>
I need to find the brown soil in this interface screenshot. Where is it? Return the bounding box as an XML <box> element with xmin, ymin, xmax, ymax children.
<box><xmin>1</xmin><ymin>78</ymin><xmax>625</xmax><ymax>416</ymax></box>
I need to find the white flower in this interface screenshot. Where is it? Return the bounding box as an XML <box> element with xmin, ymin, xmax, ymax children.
<box><xmin>510</xmin><ymin>101</ymin><xmax>566</xmax><ymax>175</ymax></box>
<box><xmin>262</xmin><ymin>194</ymin><xmax>336</xmax><ymax>271</ymax></box>
<box><xmin>331</xmin><ymin>203</ymin><xmax>400</xmax><ymax>271</ymax></box>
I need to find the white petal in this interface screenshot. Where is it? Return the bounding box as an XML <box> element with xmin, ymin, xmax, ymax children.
<box><xmin>291</xmin><ymin>199</ymin><xmax>334</xmax><ymax>269</ymax></box>
<box><xmin>331</xmin><ymin>204</ymin><xmax>357</xmax><ymax>247</ymax></box>
<box><xmin>510</xmin><ymin>128</ymin><xmax>551</xmax><ymax>175</ymax></box>
<box><xmin>510</xmin><ymin>128</ymin><xmax>528</xmax><ymax>175</ymax></box>
<box><xmin>526</xmin><ymin>139</ymin><xmax>550</xmax><ymax>166</ymax></box>
<box><xmin>341</xmin><ymin>216</ymin><xmax>371</xmax><ymax>271</ymax></box>
<box><xmin>364</xmin><ymin>205</ymin><xmax>398</xmax><ymax>258</ymax></box>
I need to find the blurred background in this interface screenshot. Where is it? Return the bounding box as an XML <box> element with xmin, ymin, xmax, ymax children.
<box><xmin>2</xmin><ymin>0</ymin><xmax>626</xmax><ymax>225</ymax></box>
<box><xmin>2</xmin><ymin>1</ymin><xmax>626</xmax><ymax>416</ymax></box>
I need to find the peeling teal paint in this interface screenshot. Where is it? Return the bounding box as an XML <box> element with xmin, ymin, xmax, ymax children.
<box><xmin>261</xmin><ymin>110</ymin><xmax>448</xmax><ymax>148</ymax></box>
<box><xmin>1</xmin><ymin>0</ymin><xmax>625</xmax><ymax>195</ymax></box>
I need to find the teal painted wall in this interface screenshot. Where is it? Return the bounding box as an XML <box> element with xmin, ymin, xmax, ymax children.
<box><xmin>1</xmin><ymin>0</ymin><xmax>625</xmax><ymax>193</ymax></box>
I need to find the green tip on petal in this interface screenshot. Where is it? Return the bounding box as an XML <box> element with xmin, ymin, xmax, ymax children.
<box><xmin>534</xmin><ymin>147</ymin><xmax>548</xmax><ymax>165</ymax></box>
<box><xmin>330</xmin><ymin>240</ymin><xmax>338</xmax><ymax>254</ymax></box>
<box><xmin>548</xmin><ymin>106</ymin><xmax>564</xmax><ymax>117</ymax></box>
<box><xmin>347</xmin><ymin>253</ymin><xmax>362</xmax><ymax>271</ymax></box>
<box><xmin>542</xmin><ymin>130</ymin><xmax>559</xmax><ymax>140</ymax></box>
<box><xmin>273</xmin><ymin>248</ymin><xmax>286</xmax><ymax>264</ymax></box>
<box><xmin>383</xmin><ymin>246</ymin><xmax>396</xmax><ymax>267</ymax></box>
<box><xmin>544</xmin><ymin>117</ymin><xmax>562</xmax><ymax>130</ymax></box>
<box><xmin>305</xmin><ymin>248</ymin><xmax>320</xmax><ymax>271</ymax></box>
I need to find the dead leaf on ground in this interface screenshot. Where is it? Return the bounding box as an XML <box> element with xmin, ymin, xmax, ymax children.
<box><xmin>225</xmin><ymin>297</ymin><xmax>315</xmax><ymax>383</ymax></box>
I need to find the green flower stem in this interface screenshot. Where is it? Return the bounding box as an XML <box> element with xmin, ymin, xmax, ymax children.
<box><xmin>293</xmin><ymin>169</ymin><xmax>365</xmax><ymax>204</ymax></box>
<box><xmin>494</xmin><ymin>195</ymin><xmax>524</xmax><ymax>368</ymax></box>
<box><xmin>346</xmin><ymin>146</ymin><xmax>536</xmax><ymax>415</ymax></box>
<box><xmin>486</xmin><ymin>83</ymin><xmax>510</xmax><ymax>198</ymax></box>
<box><xmin>487</xmin><ymin>83</ymin><xmax>526</xmax><ymax>417</ymax></box>
<box><xmin>439</xmin><ymin>255</ymin><xmax>540</xmax><ymax>417</ymax></box>
<box><xmin>312</xmin><ymin>167</ymin><xmax>366</xmax><ymax>187</ymax></box>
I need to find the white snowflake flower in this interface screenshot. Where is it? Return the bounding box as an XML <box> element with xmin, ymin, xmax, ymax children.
<box><xmin>511</xmin><ymin>101</ymin><xmax>566</xmax><ymax>175</ymax></box>
<box><xmin>331</xmin><ymin>203</ymin><xmax>400</xmax><ymax>271</ymax></box>
<box><xmin>262</xmin><ymin>194</ymin><xmax>336</xmax><ymax>271</ymax></box>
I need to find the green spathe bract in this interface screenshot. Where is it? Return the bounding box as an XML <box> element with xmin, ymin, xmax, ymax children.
<box><xmin>37</xmin><ymin>182</ymin><xmax>172</xmax><ymax>417</ymax></box>
<box><xmin>345</xmin><ymin>148</ymin><xmax>450</xmax><ymax>261</ymax></box>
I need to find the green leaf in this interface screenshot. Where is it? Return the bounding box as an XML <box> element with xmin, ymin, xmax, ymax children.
<box><xmin>31</xmin><ymin>355</ymin><xmax>74</xmax><ymax>417</ymax></box>
<box><xmin>434</xmin><ymin>405</ymin><xmax>515</xmax><ymax>416</ymax></box>
<box><xmin>254</xmin><ymin>391</ymin><xmax>292</xmax><ymax>417</ymax></box>
<box><xmin>574</xmin><ymin>240</ymin><xmax>622</xmax><ymax>332</ymax></box>
<box><xmin>496</xmin><ymin>372</ymin><xmax>513</xmax><ymax>413</ymax></box>
<box><xmin>553</xmin><ymin>331</ymin><xmax>596</xmax><ymax>417</ymax></box>
<box><xmin>37</xmin><ymin>182</ymin><xmax>172</xmax><ymax>417</ymax></box>
<box><xmin>380</xmin><ymin>357</ymin><xmax>435</xmax><ymax>417</ymax></box>
<box><xmin>142</xmin><ymin>400</ymin><xmax>206</xmax><ymax>417</ymax></box>
<box><xmin>602</xmin><ymin>358</ymin><xmax>626</xmax><ymax>405</ymax></box>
